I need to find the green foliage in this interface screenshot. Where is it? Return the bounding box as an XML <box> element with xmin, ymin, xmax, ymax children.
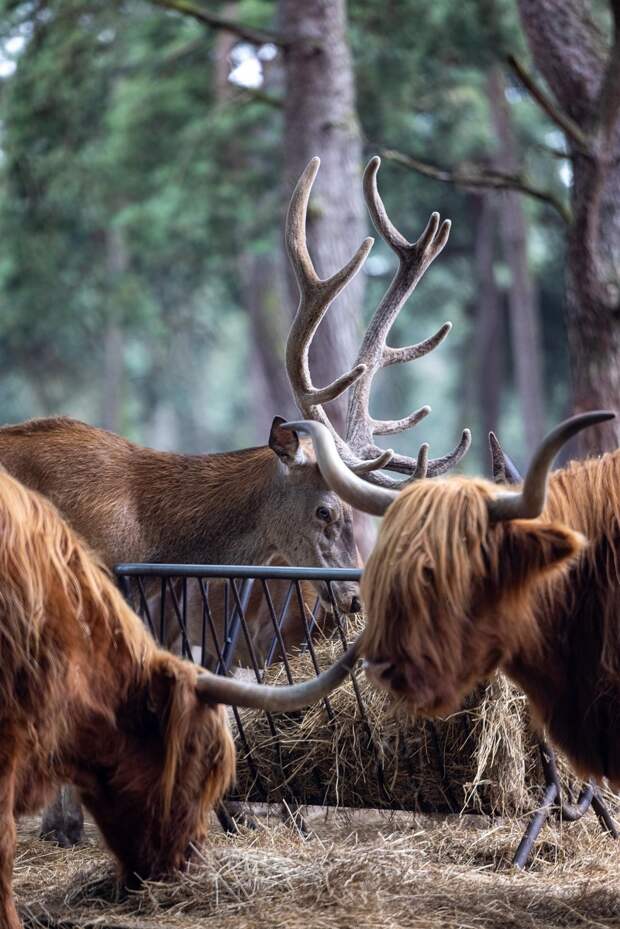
<box><xmin>0</xmin><ymin>0</ymin><xmax>571</xmax><ymax>466</ymax></box>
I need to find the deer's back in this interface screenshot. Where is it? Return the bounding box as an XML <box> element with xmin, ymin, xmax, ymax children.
<box><xmin>0</xmin><ymin>417</ymin><xmax>145</xmax><ymax>564</ymax></box>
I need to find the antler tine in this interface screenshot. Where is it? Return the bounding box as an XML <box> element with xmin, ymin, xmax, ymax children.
<box><xmin>344</xmin><ymin>155</ymin><xmax>467</xmax><ymax>480</ymax></box>
<box><xmin>370</xmin><ymin>405</ymin><xmax>430</xmax><ymax>437</ymax></box>
<box><xmin>426</xmin><ymin>429</ymin><xmax>472</xmax><ymax>477</ymax></box>
<box><xmin>355</xmin><ymin>429</ymin><xmax>471</xmax><ymax>488</ymax></box>
<box><xmin>285</xmin><ymin>157</ymin><xmax>374</xmax><ymax>433</ymax></box>
<box><xmin>387</xmin><ymin>442</ymin><xmax>430</xmax><ymax>488</ymax></box>
<box><xmin>414</xmin><ymin>443</ymin><xmax>430</xmax><ymax>479</ymax></box>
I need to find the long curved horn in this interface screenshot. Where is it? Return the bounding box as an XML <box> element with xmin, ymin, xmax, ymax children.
<box><xmin>196</xmin><ymin>639</ymin><xmax>360</xmax><ymax>711</ymax></box>
<box><xmin>487</xmin><ymin>411</ymin><xmax>615</xmax><ymax>523</ymax></box>
<box><xmin>282</xmin><ymin>420</ymin><xmax>397</xmax><ymax>516</ymax></box>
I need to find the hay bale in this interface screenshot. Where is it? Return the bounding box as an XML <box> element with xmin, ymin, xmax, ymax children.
<box><xmin>230</xmin><ymin>620</ymin><xmax>617</xmax><ymax>817</ymax></box>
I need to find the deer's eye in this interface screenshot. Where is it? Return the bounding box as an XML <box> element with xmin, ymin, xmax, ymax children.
<box><xmin>316</xmin><ymin>506</ymin><xmax>332</xmax><ymax>522</ymax></box>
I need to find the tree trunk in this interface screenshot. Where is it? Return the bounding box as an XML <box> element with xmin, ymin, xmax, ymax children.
<box><xmin>487</xmin><ymin>66</ymin><xmax>545</xmax><ymax>452</ymax></box>
<box><xmin>472</xmin><ymin>194</ymin><xmax>503</xmax><ymax>447</ymax></box>
<box><xmin>517</xmin><ymin>0</ymin><xmax>620</xmax><ymax>454</ymax></box>
<box><xmin>279</xmin><ymin>0</ymin><xmax>366</xmax><ymax>437</ymax></box>
<box><xmin>279</xmin><ymin>0</ymin><xmax>375</xmax><ymax>556</ymax></box>
<box><xmin>241</xmin><ymin>251</ymin><xmax>297</xmax><ymax>440</ymax></box>
<box><xmin>101</xmin><ymin>226</ymin><xmax>127</xmax><ymax>433</ymax></box>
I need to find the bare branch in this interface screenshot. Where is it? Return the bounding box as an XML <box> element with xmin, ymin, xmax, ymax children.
<box><xmin>150</xmin><ymin>0</ymin><xmax>287</xmax><ymax>47</ymax></box>
<box><xmin>507</xmin><ymin>54</ymin><xmax>590</xmax><ymax>153</ymax></box>
<box><xmin>379</xmin><ymin>146</ymin><xmax>572</xmax><ymax>225</ymax></box>
<box><xmin>592</xmin><ymin>3</ymin><xmax>620</xmax><ymax>158</ymax></box>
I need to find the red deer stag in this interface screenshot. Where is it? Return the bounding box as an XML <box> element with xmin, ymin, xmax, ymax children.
<box><xmin>287</xmin><ymin>411</ymin><xmax>620</xmax><ymax>787</ymax></box>
<box><xmin>0</xmin><ymin>470</ymin><xmax>359</xmax><ymax>929</ymax></box>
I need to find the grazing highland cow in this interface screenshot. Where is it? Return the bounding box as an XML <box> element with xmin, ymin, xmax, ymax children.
<box><xmin>0</xmin><ymin>471</ymin><xmax>358</xmax><ymax>929</ymax></box>
<box><xmin>286</xmin><ymin>411</ymin><xmax>620</xmax><ymax>787</ymax></box>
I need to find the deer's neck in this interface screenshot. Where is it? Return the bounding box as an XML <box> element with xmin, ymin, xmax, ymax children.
<box><xmin>136</xmin><ymin>445</ymin><xmax>280</xmax><ymax>565</ymax></box>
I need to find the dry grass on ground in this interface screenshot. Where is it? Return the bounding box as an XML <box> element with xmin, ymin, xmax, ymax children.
<box><xmin>16</xmin><ymin>807</ymin><xmax>620</xmax><ymax>929</ymax></box>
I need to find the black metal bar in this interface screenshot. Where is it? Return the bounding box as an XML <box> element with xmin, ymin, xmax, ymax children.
<box><xmin>136</xmin><ymin>576</ymin><xmax>157</xmax><ymax>639</ymax></box>
<box><xmin>116</xmin><ymin>563</ymin><xmax>362</xmax><ymax>581</ymax></box>
<box><xmin>512</xmin><ymin>739</ymin><xmax>619</xmax><ymax>867</ymax></box>
<box><xmin>164</xmin><ymin>577</ymin><xmax>194</xmax><ymax>661</ymax></box>
<box><xmin>592</xmin><ymin>789</ymin><xmax>619</xmax><ymax>838</ymax></box>
<box><xmin>513</xmin><ymin>782</ymin><xmax>558</xmax><ymax>869</ymax></box>
<box><xmin>159</xmin><ymin>576</ymin><xmax>167</xmax><ymax>646</ymax></box>
<box><xmin>262</xmin><ymin>580</ymin><xmax>296</xmax><ymax>680</ymax></box>
<box><xmin>117</xmin><ymin>574</ymin><xmax>131</xmax><ymax>601</ymax></box>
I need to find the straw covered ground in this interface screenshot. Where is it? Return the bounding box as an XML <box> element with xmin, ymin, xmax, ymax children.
<box><xmin>15</xmin><ymin>809</ymin><xmax>620</xmax><ymax>929</ymax></box>
<box><xmin>232</xmin><ymin>618</ymin><xmax>613</xmax><ymax>817</ymax></box>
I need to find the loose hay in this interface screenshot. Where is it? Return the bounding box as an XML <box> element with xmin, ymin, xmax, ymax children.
<box><xmin>15</xmin><ymin>811</ymin><xmax>620</xmax><ymax>929</ymax></box>
<box><xmin>231</xmin><ymin>619</ymin><xmax>618</xmax><ymax>816</ymax></box>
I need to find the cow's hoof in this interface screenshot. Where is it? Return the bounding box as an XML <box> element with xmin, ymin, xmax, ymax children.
<box><xmin>39</xmin><ymin>828</ymin><xmax>75</xmax><ymax>847</ymax></box>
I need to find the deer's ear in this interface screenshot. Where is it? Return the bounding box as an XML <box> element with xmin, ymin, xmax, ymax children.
<box><xmin>269</xmin><ymin>416</ymin><xmax>305</xmax><ymax>465</ymax></box>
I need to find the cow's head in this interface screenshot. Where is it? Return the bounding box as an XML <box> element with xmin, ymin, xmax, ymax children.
<box><xmin>289</xmin><ymin>412</ymin><xmax>614</xmax><ymax>716</ymax></box>
<box><xmin>80</xmin><ymin>655</ymin><xmax>235</xmax><ymax>885</ymax></box>
<box><xmin>360</xmin><ymin>475</ymin><xmax>584</xmax><ymax>715</ymax></box>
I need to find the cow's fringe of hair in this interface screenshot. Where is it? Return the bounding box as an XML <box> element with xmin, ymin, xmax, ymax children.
<box><xmin>360</xmin><ymin>473</ymin><xmax>585</xmax><ymax>708</ymax></box>
<box><xmin>0</xmin><ymin>470</ymin><xmax>201</xmax><ymax>814</ymax></box>
<box><xmin>361</xmin><ymin>477</ymin><xmax>499</xmax><ymax>697</ymax></box>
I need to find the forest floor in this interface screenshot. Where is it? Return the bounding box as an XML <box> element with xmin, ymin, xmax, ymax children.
<box><xmin>15</xmin><ymin>805</ymin><xmax>620</xmax><ymax>929</ymax></box>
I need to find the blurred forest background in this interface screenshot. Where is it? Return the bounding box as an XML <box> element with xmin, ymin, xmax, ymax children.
<box><xmin>0</xmin><ymin>0</ymin><xmax>617</xmax><ymax>472</ymax></box>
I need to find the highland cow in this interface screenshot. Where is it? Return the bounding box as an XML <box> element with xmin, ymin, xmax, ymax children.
<box><xmin>286</xmin><ymin>411</ymin><xmax>620</xmax><ymax>787</ymax></box>
<box><xmin>0</xmin><ymin>471</ymin><xmax>358</xmax><ymax>929</ymax></box>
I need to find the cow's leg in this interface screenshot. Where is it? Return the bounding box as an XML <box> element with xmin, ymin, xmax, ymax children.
<box><xmin>40</xmin><ymin>785</ymin><xmax>84</xmax><ymax>847</ymax></box>
<box><xmin>0</xmin><ymin>763</ymin><xmax>20</xmax><ymax>929</ymax></box>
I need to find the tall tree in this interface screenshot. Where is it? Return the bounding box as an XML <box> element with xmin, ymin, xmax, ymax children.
<box><xmin>279</xmin><ymin>0</ymin><xmax>366</xmax><ymax>437</ymax></box>
<box><xmin>488</xmin><ymin>65</ymin><xmax>545</xmax><ymax>450</ymax></box>
<box><xmin>516</xmin><ymin>0</ymin><xmax>620</xmax><ymax>453</ymax></box>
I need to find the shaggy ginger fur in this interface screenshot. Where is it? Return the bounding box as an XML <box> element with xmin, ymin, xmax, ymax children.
<box><xmin>0</xmin><ymin>471</ymin><xmax>235</xmax><ymax>929</ymax></box>
<box><xmin>359</xmin><ymin>464</ymin><xmax>620</xmax><ymax>784</ymax></box>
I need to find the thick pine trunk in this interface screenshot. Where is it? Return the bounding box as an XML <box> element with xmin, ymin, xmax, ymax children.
<box><xmin>101</xmin><ymin>227</ymin><xmax>126</xmax><ymax>433</ymax></box>
<box><xmin>517</xmin><ymin>0</ymin><xmax>620</xmax><ymax>454</ymax></box>
<box><xmin>566</xmin><ymin>153</ymin><xmax>620</xmax><ymax>451</ymax></box>
<box><xmin>241</xmin><ymin>251</ymin><xmax>297</xmax><ymax>439</ymax></box>
<box><xmin>279</xmin><ymin>0</ymin><xmax>375</xmax><ymax>555</ymax></box>
<box><xmin>472</xmin><ymin>195</ymin><xmax>503</xmax><ymax>445</ymax></box>
<box><xmin>279</xmin><ymin>0</ymin><xmax>366</xmax><ymax>437</ymax></box>
<box><xmin>488</xmin><ymin>67</ymin><xmax>545</xmax><ymax>452</ymax></box>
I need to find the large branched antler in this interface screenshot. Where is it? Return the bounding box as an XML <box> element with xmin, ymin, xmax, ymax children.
<box><xmin>345</xmin><ymin>157</ymin><xmax>471</xmax><ymax>484</ymax></box>
<box><xmin>285</xmin><ymin>155</ymin><xmax>471</xmax><ymax>488</ymax></box>
<box><xmin>285</xmin><ymin>157</ymin><xmax>392</xmax><ymax>474</ymax></box>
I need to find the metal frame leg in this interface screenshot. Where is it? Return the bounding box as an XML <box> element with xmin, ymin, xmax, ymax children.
<box><xmin>513</xmin><ymin>739</ymin><xmax>618</xmax><ymax>868</ymax></box>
